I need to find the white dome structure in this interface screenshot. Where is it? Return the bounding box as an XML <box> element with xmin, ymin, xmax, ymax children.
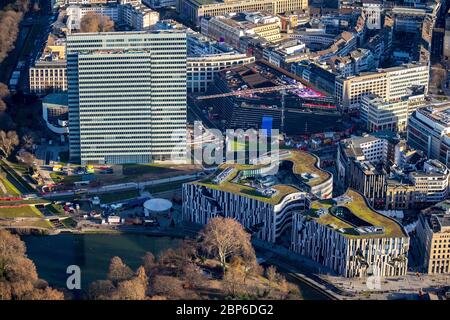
<box><xmin>143</xmin><ymin>198</ymin><xmax>172</xmax><ymax>216</ymax></box>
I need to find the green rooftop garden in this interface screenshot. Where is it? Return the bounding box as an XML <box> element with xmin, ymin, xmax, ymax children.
<box><xmin>193</xmin><ymin>150</ymin><xmax>329</xmax><ymax>205</ymax></box>
<box><xmin>309</xmin><ymin>189</ymin><xmax>407</xmax><ymax>239</ymax></box>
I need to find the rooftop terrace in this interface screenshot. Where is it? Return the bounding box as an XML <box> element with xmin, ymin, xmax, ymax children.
<box><xmin>192</xmin><ymin>150</ymin><xmax>331</xmax><ymax>205</ymax></box>
<box><xmin>306</xmin><ymin>189</ymin><xmax>407</xmax><ymax>238</ymax></box>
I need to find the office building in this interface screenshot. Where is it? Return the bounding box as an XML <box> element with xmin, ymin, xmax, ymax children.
<box><xmin>362</xmin><ymin>0</ymin><xmax>382</xmax><ymax>30</ymax></box>
<box><xmin>182</xmin><ymin>150</ymin><xmax>333</xmax><ymax>243</ymax></box>
<box><xmin>362</xmin><ymin>86</ymin><xmax>426</xmax><ymax>133</ymax></box>
<box><xmin>180</xmin><ymin>0</ymin><xmax>308</xmax><ymax>26</ymax></box>
<box><xmin>29</xmin><ymin>60</ymin><xmax>67</xmax><ymax>95</ymax></box>
<box><xmin>66</xmin><ymin>31</ymin><xmax>187</xmax><ymax>164</ymax></box>
<box><xmin>335</xmin><ymin>63</ymin><xmax>429</xmax><ymax>112</ymax></box>
<box><xmin>200</xmin><ymin>12</ymin><xmax>282</xmax><ymax>49</ymax></box>
<box><xmin>66</xmin><ymin>2</ymin><xmax>159</xmax><ymax>31</ymax></box>
<box><xmin>417</xmin><ymin>201</ymin><xmax>450</xmax><ymax>274</ymax></box>
<box><xmin>291</xmin><ymin>189</ymin><xmax>409</xmax><ymax>277</ymax></box>
<box><xmin>407</xmin><ymin>103</ymin><xmax>450</xmax><ymax>167</ymax></box>
<box><xmin>187</xmin><ymin>53</ymin><xmax>255</xmax><ymax>92</ymax></box>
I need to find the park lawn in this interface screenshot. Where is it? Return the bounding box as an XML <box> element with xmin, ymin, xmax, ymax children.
<box><xmin>98</xmin><ymin>189</ymin><xmax>140</xmax><ymax>203</ymax></box>
<box><xmin>0</xmin><ymin>205</ymin><xmax>43</xmax><ymax>218</ymax></box>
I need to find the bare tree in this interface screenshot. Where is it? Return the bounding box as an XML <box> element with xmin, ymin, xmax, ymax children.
<box><xmin>17</xmin><ymin>151</ymin><xmax>36</xmax><ymax>168</ymax></box>
<box><xmin>32</xmin><ymin>1</ymin><xmax>39</xmax><ymax>12</ymax></box>
<box><xmin>0</xmin><ymin>83</ymin><xmax>8</xmax><ymax>98</ymax></box>
<box><xmin>199</xmin><ymin>217</ymin><xmax>256</xmax><ymax>271</ymax></box>
<box><xmin>266</xmin><ymin>265</ymin><xmax>277</xmax><ymax>284</ymax></box>
<box><xmin>114</xmin><ymin>277</ymin><xmax>147</xmax><ymax>300</ymax></box>
<box><xmin>107</xmin><ymin>256</ymin><xmax>133</xmax><ymax>284</ymax></box>
<box><xmin>0</xmin><ymin>131</ymin><xmax>19</xmax><ymax>158</ymax></box>
<box><xmin>142</xmin><ymin>252</ymin><xmax>157</xmax><ymax>276</ymax></box>
<box><xmin>222</xmin><ymin>259</ymin><xmax>246</xmax><ymax>297</ymax></box>
<box><xmin>80</xmin><ymin>12</ymin><xmax>114</xmax><ymax>33</ymax></box>
<box><xmin>0</xmin><ymin>10</ymin><xmax>23</xmax><ymax>63</ymax></box>
<box><xmin>0</xmin><ymin>230</ymin><xmax>63</xmax><ymax>300</ymax></box>
<box><xmin>182</xmin><ymin>262</ymin><xmax>205</xmax><ymax>289</ymax></box>
<box><xmin>21</xmin><ymin>134</ymin><xmax>34</xmax><ymax>150</ymax></box>
<box><xmin>88</xmin><ymin>280</ymin><xmax>115</xmax><ymax>300</ymax></box>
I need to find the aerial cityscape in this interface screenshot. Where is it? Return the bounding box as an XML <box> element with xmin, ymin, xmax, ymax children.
<box><xmin>0</xmin><ymin>0</ymin><xmax>449</xmax><ymax>305</ymax></box>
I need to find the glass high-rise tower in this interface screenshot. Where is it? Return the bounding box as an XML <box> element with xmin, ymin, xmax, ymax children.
<box><xmin>66</xmin><ymin>30</ymin><xmax>187</xmax><ymax>164</ymax></box>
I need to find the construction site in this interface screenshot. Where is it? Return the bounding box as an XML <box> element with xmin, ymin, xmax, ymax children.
<box><xmin>194</xmin><ymin>60</ymin><xmax>353</xmax><ymax>136</ymax></box>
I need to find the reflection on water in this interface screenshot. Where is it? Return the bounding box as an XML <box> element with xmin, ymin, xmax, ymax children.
<box><xmin>22</xmin><ymin>234</ymin><xmax>181</xmax><ymax>292</ymax></box>
<box><xmin>22</xmin><ymin>233</ymin><xmax>327</xmax><ymax>300</ymax></box>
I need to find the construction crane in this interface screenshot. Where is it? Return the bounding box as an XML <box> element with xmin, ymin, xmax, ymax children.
<box><xmin>195</xmin><ymin>84</ymin><xmax>301</xmax><ymax>100</ymax></box>
<box><xmin>195</xmin><ymin>83</ymin><xmax>336</xmax><ymax>135</ymax></box>
<box><xmin>196</xmin><ymin>84</ymin><xmax>299</xmax><ymax>135</ymax></box>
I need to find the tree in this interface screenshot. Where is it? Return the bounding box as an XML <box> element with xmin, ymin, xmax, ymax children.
<box><xmin>88</xmin><ymin>280</ymin><xmax>115</xmax><ymax>300</ymax></box>
<box><xmin>107</xmin><ymin>256</ymin><xmax>133</xmax><ymax>284</ymax></box>
<box><xmin>0</xmin><ymin>10</ymin><xmax>23</xmax><ymax>63</ymax></box>
<box><xmin>0</xmin><ymin>83</ymin><xmax>9</xmax><ymax>113</ymax></box>
<box><xmin>199</xmin><ymin>217</ymin><xmax>256</xmax><ymax>271</ymax></box>
<box><xmin>17</xmin><ymin>151</ymin><xmax>36</xmax><ymax>168</ymax></box>
<box><xmin>182</xmin><ymin>262</ymin><xmax>205</xmax><ymax>289</ymax></box>
<box><xmin>0</xmin><ymin>230</ymin><xmax>63</xmax><ymax>300</ymax></box>
<box><xmin>150</xmin><ymin>275</ymin><xmax>199</xmax><ymax>300</ymax></box>
<box><xmin>222</xmin><ymin>259</ymin><xmax>246</xmax><ymax>297</ymax></box>
<box><xmin>80</xmin><ymin>12</ymin><xmax>114</xmax><ymax>33</ymax></box>
<box><xmin>32</xmin><ymin>1</ymin><xmax>39</xmax><ymax>12</ymax></box>
<box><xmin>0</xmin><ymin>83</ymin><xmax>8</xmax><ymax>99</ymax></box>
<box><xmin>21</xmin><ymin>134</ymin><xmax>34</xmax><ymax>150</ymax></box>
<box><xmin>114</xmin><ymin>277</ymin><xmax>147</xmax><ymax>300</ymax></box>
<box><xmin>266</xmin><ymin>265</ymin><xmax>277</xmax><ymax>284</ymax></box>
<box><xmin>142</xmin><ymin>252</ymin><xmax>156</xmax><ymax>277</ymax></box>
<box><xmin>0</xmin><ymin>131</ymin><xmax>19</xmax><ymax>158</ymax></box>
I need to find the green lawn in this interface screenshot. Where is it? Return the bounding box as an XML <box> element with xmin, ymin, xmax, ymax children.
<box><xmin>0</xmin><ymin>176</ymin><xmax>21</xmax><ymax>196</ymax></box>
<box><xmin>30</xmin><ymin>220</ymin><xmax>54</xmax><ymax>229</ymax></box>
<box><xmin>97</xmin><ymin>189</ymin><xmax>140</xmax><ymax>203</ymax></box>
<box><xmin>0</xmin><ymin>205</ymin><xmax>43</xmax><ymax>218</ymax></box>
<box><xmin>45</xmin><ymin>203</ymin><xmax>65</xmax><ymax>216</ymax></box>
<box><xmin>61</xmin><ymin>217</ymin><xmax>77</xmax><ymax>228</ymax></box>
<box><xmin>122</xmin><ymin>164</ymin><xmax>177</xmax><ymax>175</ymax></box>
<box><xmin>50</xmin><ymin>172</ymin><xmax>83</xmax><ymax>184</ymax></box>
<box><xmin>145</xmin><ymin>179</ymin><xmax>195</xmax><ymax>194</ymax></box>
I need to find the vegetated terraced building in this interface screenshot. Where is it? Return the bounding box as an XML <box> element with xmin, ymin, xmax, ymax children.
<box><xmin>291</xmin><ymin>189</ymin><xmax>410</xmax><ymax>277</ymax></box>
<box><xmin>66</xmin><ymin>31</ymin><xmax>187</xmax><ymax>164</ymax></box>
<box><xmin>182</xmin><ymin>150</ymin><xmax>333</xmax><ymax>244</ymax></box>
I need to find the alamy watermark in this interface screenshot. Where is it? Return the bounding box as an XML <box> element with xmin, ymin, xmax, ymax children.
<box><xmin>66</xmin><ymin>265</ymin><xmax>81</xmax><ymax>290</ymax></box>
<box><xmin>170</xmin><ymin>121</ymin><xmax>280</xmax><ymax>172</ymax></box>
